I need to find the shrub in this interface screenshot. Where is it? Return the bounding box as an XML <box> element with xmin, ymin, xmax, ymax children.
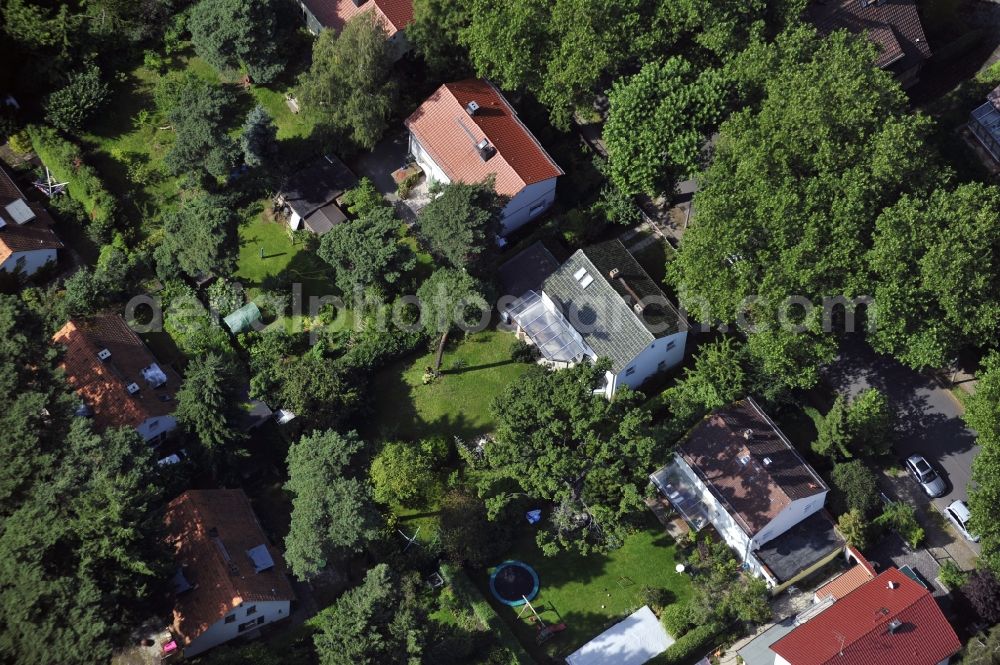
<box><xmin>837</xmin><ymin>509</ymin><xmax>873</xmax><ymax>550</ymax></box>
<box><xmin>370</xmin><ymin>439</ymin><xmax>446</xmax><ymax>507</ymax></box>
<box><xmin>27</xmin><ymin>125</ymin><xmax>117</xmax><ymax>233</ymax></box>
<box><xmin>7</xmin><ymin>130</ymin><xmax>31</xmax><ymax>155</ymax></box>
<box><xmin>876</xmin><ymin>501</ymin><xmax>924</xmax><ymax>548</ymax></box>
<box><xmin>661</xmin><ymin>602</ymin><xmax>694</xmax><ymax>638</ymax></box>
<box><xmin>44</xmin><ymin>64</ymin><xmax>110</xmax><ymax>132</ymax></box>
<box><xmin>640</xmin><ymin>586</ymin><xmax>675</xmax><ymax>613</ymax></box>
<box><xmin>938</xmin><ymin>561</ymin><xmax>967</xmax><ymax>591</ymax></box>
<box><xmin>963</xmin><ymin>570</ymin><xmax>1000</xmax><ymax>625</ymax></box>
<box><xmin>652</xmin><ymin>622</ymin><xmax>722</xmax><ymax>664</ymax></box>
<box><xmin>831</xmin><ymin>460</ymin><xmax>882</xmax><ymax>517</ymax></box>
<box><xmin>510</xmin><ymin>339</ymin><xmax>540</xmax><ymax>363</ymax></box>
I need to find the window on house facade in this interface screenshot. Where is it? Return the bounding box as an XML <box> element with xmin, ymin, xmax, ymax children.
<box><xmin>224</xmin><ymin>614</ymin><xmax>235</xmax><ymax>624</ymax></box>
<box><xmin>666</xmin><ymin>340</ymin><xmax>676</xmax><ymax>350</ymax></box>
<box><xmin>246</xmin><ymin>605</ymin><xmax>257</xmax><ymax>616</ymax></box>
<box><xmin>625</xmin><ymin>366</ymin><xmax>636</xmax><ymax>376</ymax></box>
<box><xmin>657</xmin><ymin>360</ymin><xmax>667</xmax><ymax>370</ymax></box>
<box><xmin>529</xmin><ymin>202</ymin><xmax>546</xmax><ymax>217</ymax></box>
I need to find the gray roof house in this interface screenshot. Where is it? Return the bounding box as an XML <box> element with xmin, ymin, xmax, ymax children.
<box><xmin>970</xmin><ymin>83</ymin><xmax>1000</xmax><ymax>165</ymax></box>
<box><xmin>505</xmin><ymin>239</ymin><xmax>689</xmax><ymax>398</ymax></box>
<box><xmin>277</xmin><ymin>155</ymin><xmax>358</xmax><ymax>234</ymax></box>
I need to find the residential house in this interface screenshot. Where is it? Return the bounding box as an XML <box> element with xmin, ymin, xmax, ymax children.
<box><xmin>651</xmin><ymin>398</ymin><xmax>842</xmax><ymax>588</ymax></box>
<box><xmin>771</xmin><ymin>567</ymin><xmax>961</xmax><ymax>665</ymax></box>
<box><xmin>807</xmin><ymin>0</ymin><xmax>932</xmax><ymax>88</ymax></box>
<box><xmin>405</xmin><ymin>79</ymin><xmax>564</xmax><ymax>236</ymax></box>
<box><xmin>0</xmin><ymin>165</ymin><xmax>62</xmax><ymax>276</ymax></box>
<box><xmin>52</xmin><ymin>314</ymin><xmax>180</xmax><ymax>443</ymax></box>
<box><xmin>298</xmin><ymin>0</ymin><xmax>413</xmax><ymax>59</ymax></box>
<box><xmin>164</xmin><ymin>489</ymin><xmax>297</xmax><ymax>658</ymax></box>
<box><xmin>276</xmin><ymin>154</ymin><xmax>358</xmax><ymax>235</ymax></box>
<box><xmin>505</xmin><ymin>239</ymin><xmax>688</xmax><ymax>399</ymax></box>
<box><xmin>969</xmin><ymin>84</ymin><xmax>1000</xmax><ymax>164</ymax></box>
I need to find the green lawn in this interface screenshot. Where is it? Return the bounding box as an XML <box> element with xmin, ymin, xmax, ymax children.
<box><xmin>370</xmin><ymin>330</ymin><xmax>533</xmax><ymax>441</ymax></box>
<box><xmin>481</xmin><ymin>516</ymin><xmax>692</xmax><ymax>660</ymax></box>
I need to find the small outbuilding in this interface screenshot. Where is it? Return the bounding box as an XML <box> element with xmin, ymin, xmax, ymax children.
<box><xmin>223</xmin><ymin>302</ymin><xmax>262</xmax><ymax>334</ymax></box>
<box><xmin>276</xmin><ymin>155</ymin><xmax>358</xmax><ymax>235</ymax></box>
<box><xmin>566</xmin><ymin>606</ymin><xmax>674</xmax><ymax>665</ymax></box>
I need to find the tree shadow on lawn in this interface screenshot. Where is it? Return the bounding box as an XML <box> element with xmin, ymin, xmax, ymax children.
<box><xmin>441</xmin><ymin>358</ymin><xmax>516</xmax><ymax>375</ymax></box>
<box><xmin>86</xmin><ymin>70</ymin><xmax>156</xmax><ymax>140</ymax></box>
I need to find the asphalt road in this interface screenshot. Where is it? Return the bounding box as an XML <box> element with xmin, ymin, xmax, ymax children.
<box><xmin>825</xmin><ymin>338</ymin><xmax>981</xmax><ymax>558</ymax></box>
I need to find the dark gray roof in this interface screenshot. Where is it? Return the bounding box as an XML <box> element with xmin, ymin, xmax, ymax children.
<box><xmin>755</xmin><ymin>511</ymin><xmax>843</xmax><ymax>583</ymax></box>
<box><xmin>497</xmin><ymin>241</ymin><xmax>559</xmax><ymax>298</ymax></box>
<box><xmin>280</xmin><ymin>155</ymin><xmax>358</xmax><ymax>220</ymax></box>
<box><xmin>542</xmin><ymin>239</ymin><xmax>687</xmax><ymax>373</ymax></box>
<box><xmin>303</xmin><ymin>203</ymin><xmax>347</xmax><ymax>235</ymax></box>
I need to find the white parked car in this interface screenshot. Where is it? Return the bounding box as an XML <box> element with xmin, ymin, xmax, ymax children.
<box><xmin>944</xmin><ymin>500</ymin><xmax>979</xmax><ymax>543</ymax></box>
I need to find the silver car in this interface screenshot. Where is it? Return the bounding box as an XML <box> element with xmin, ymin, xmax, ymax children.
<box><xmin>905</xmin><ymin>454</ymin><xmax>947</xmax><ymax>498</ymax></box>
<box><xmin>944</xmin><ymin>500</ymin><xmax>979</xmax><ymax>543</ymax></box>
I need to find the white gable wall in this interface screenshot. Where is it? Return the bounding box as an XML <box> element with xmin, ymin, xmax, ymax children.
<box><xmin>409</xmin><ymin>134</ymin><xmax>451</xmax><ymax>186</ymax></box>
<box><xmin>499</xmin><ymin>177</ymin><xmax>558</xmax><ymax>235</ymax></box>
<box><xmin>0</xmin><ymin>248</ymin><xmax>57</xmax><ymax>276</ymax></box>
<box><xmin>183</xmin><ymin>599</ymin><xmax>291</xmax><ymax>657</ymax></box>
<box><xmin>137</xmin><ymin>415</ymin><xmax>178</xmax><ymax>444</ymax></box>
<box><xmin>611</xmin><ymin>330</ymin><xmax>687</xmax><ymax>397</ymax></box>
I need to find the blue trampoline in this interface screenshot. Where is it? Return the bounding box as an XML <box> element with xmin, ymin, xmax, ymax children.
<box><xmin>489</xmin><ymin>560</ymin><xmax>539</xmax><ymax>606</ymax></box>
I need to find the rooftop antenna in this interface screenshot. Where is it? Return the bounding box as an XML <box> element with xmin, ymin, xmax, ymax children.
<box><xmin>33</xmin><ymin>167</ymin><xmax>68</xmax><ymax>198</ymax></box>
<box><xmin>397</xmin><ymin>527</ymin><xmax>420</xmax><ymax>551</ymax></box>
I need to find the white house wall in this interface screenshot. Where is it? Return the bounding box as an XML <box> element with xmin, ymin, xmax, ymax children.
<box><xmin>614</xmin><ymin>331</ymin><xmax>687</xmax><ymax>394</ymax></box>
<box><xmin>137</xmin><ymin>415</ymin><xmax>178</xmax><ymax>443</ymax></box>
<box><xmin>409</xmin><ymin>135</ymin><xmax>451</xmax><ymax>186</ymax></box>
<box><xmin>288</xmin><ymin>211</ymin><xmax>302</xmax><ymax>231</ymax></box>
<box><xmin>184</xmin><ymin>599</ymin><xmax>291</xmax><ymax>657</ymax></box>
<box><xmin>0</xmin><ymin>248</ymin><xmax>57</xmax><ymax>276</ymax></box>
<box><xmin>499</xmin><ymin>177</ymin><xmax>558</xmax><ymax>235</ymax></box>
<box><xmin>751</xmin><ymin>491</ymin><xmax>828</xmax><ymax>549</ymax></box>
<box><xmin>673</xmin><ymin>454</ymin><xmax>754</xmax><ymax>560</ymax></box>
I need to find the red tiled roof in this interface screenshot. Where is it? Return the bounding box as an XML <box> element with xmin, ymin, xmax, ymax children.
<box><xmin>0</xmin><ymin>166</ymin><xmax>62</xmax><ymax>266</ymax></box>
<box><xmin>678</xmin><ymin>398</ymin><xmax>827</xmax><ymax>536</ymax></box>
<box><xmin>808</xmin><ymin>0</ymin><xmax>931</xmax><ymax>70</ymax></box>
<box><xmin>772</xmin><ymin>568</ymin><xmax>961</xmax><ymax>665</ymax></box>
<box><xmin>404</xmin><ymin>79</ymin><xmax>563</xmax><ymax>198</ymax></box>
<box><xmin>165</xmin><ymin>490</ymin><xmax>296</xmax><ymax>646</ymax></box>
<box><xmin>300</xmin><ymin>0</ymin><xmax>413</xmax><ymax>36</ymax></box>
<box><xmin>814</xmin><ymin>548</ymin><xmax>877</xmax><ymax>601</ymax></box>
<box><xmin>52</xmin><ymin>315</ymin><xmax>179</xmax><ymax>430</ymax></box>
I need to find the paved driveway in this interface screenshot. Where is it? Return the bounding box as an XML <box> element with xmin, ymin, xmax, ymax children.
<box><xmin>824</xmin><ymin>339</ymin><xmax>981</xmax><ymax>561</ymax></box>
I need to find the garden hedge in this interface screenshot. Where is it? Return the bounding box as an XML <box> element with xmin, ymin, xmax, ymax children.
<box><xmin>439</xmin><ymin>563</ymin><xmax>537</xmax><ymax>665</ymax></box>
<box><xmin>649</xmin><ymin>621</ymin><xmax>723</xmax><ymax>665</ymax></box>
<box><xmin>27</xmin><ymin>125</ymin><xmax>117</xmax><ymax>228</ymax></box>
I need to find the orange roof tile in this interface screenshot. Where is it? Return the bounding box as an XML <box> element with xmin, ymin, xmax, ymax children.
<box><xmin>405</xmin><ymin>79</ymin><xmax>563</xmax><ymax>199</ymax></box>
<box><xmin>815</xmin><ymin>549</ymin><xmax>877</xmax><ymax>601</ymax></box>
<box><xmin>52</xmin><ymin>315</ymin><xmax>179</xmax><ymax>431</ymax></box>
<box><xmin>164</xmin><ymin>490</ymin><xmax>296</xmax><ymax>646</ymax></box>
<box><xmin>300</xmin><ymin>0</ymin><xmax>413</xmax><ymax>36</ymax></box>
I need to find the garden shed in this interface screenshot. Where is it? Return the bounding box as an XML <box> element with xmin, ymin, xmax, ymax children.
<box><xmin>223</xmin><ymin>302</ymin><xmax>262</xmax><ymax>334</ymax></box>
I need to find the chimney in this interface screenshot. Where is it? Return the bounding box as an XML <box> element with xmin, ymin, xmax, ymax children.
<box><xmin>97</xmin><ymin>348</ymin><xmax>111</xmax><ymax>361</ymax></box>
<box><xmin>744</xmin><ymin>429</ymin><xmax>754</xmax><ymax>440</ymax></box>
<box><xmin>609</xmin><ymin>268</ymin><xmax>620</xmax><ymax>279</ymax></box>
<box><xmin>476</xmin><ymin>138</ymin><xmax>496</xmax><ymax>161</ymax></box>
<box><xmin>466</xmin><ymin>100</ymin><xmax>480</xmax><ymax>116</ymax></box>
<box><xmin>887</xmin><ymin>581</ymin><xmax>898</xmax><ymax>590</ymax></box>
<box><xmin>352</xmin><ymin>0</ymin><xmax>366</xmax><ymax>6</ymax></box>
<box><xmin>888</xmin><ymin>619</ymin><xmax>902</xmax><ymax>634</ymax></box>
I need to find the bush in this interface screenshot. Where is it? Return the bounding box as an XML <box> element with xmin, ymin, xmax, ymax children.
<box><xmin>438</xmin><ymin>564</ymin><xmax>536</xmax><ymax>665</ymax></box>
<box><xmin>510</xmin><ymin>339</ymin><xmax>540</xmax><ymax>363</ymax></box>
<box><xmin>651</xmin><ymin>622</ymin><xmax>722</xmax><ymax>664</ymax></box>
<box><xmin>640</xmin><ymin>586</ymin><xmax>675</xmax><ymax>613</ymax></box>
<box><xmin>938</xmin><ymin>561</ymin><xmax>967</xmax><ymax>591</ymax></box>
<box><xmin>8</xmin><ymin>130</ymin><xmax>31</xmax><ymax>155</ymax></box>
<box><xmin>370</xmin><ymin>439</ymin><xmax>446</xmax><ymax>507</ymax></box>
<box><xmin>27</xmin><ymin>125</ymin><xmax>117</xmax><ymax>233</ymax></box>
<box><xmin>875</xmin><ymin>501</ymin><xmax>924</xmax><ymax>548</ymax></box>
<box><xmin>44</xmin><ymin>64</ymin><xmax>110</xmax><ymax>132</ymax></box>
<box><xmin>837</xmin><ymin>509</ymin><xmax>873</xmax><ymax>550</ymax></box>
<box><xmin>661</xmin><ymin>603</ymin><xmax>695</xmax><ymax>638</ymax></box>
<box><xmin>831</xmin><ymin>460</ymin><xmax>882</xmax><ymax>517</ymax></box>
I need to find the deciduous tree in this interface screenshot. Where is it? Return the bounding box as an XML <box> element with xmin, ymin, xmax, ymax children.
<box><xmin>963</xmin><ymin>352</ymin><xmax>1000</xmax><ymax>574</ymax></box>
<box><xmin>284</xmin><ymin>430</ymin><xmax>380</xmax><ymax>580</ymax></box>
<box><xmin>418</xmin><ymin>180</ymin><xmax>502</xmax><ymax>272</ymax></box>
<box><xmin>416</xmin><ymin>269</ymin><xmax>488</xmax><ymax>371</ymax></box>
<box><xmin>298</xmin><ymin>12</ymin><xmax>396</xmax><ymax>150</ymax></box>
<box><xmin>483</xmin><ymin>360</ymin><xmax>659</xmax><ymax>554</ymax></box>
<box><xmin>318</xmin><ymin>207</ymin><xmax>415</xmax><ymax>296</ymax></box>
<box><xmin>189</xmin><ymin>0</ymin><xmax>288</xmax><ymax>83</ymax></box>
